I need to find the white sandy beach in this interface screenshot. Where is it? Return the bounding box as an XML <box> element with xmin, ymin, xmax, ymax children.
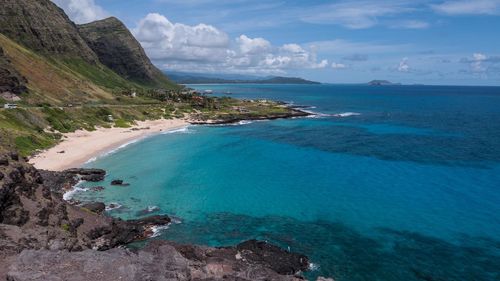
<box><xmin>29</xmin><ymin>118</ymin><xmax>189</xmax><ymax>171</ymax></box>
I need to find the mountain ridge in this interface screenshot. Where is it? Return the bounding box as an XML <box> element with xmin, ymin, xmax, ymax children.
<box><xmin>167</xmin><ymin>72</ymin><xmax>320</xmax><ymax>84</ymax></box>
<box><xmin>0</xmin><ymin>0</ymin><xmax>178</xmax><ymax>103</ymax></box>
<box><xmin>0</xmin><ymin>0</ymin><xmax>99</xmax><ymax>64</ymax></box>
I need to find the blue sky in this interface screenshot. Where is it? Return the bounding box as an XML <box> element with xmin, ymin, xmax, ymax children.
<box><xmin>53</xmin><ymin>0</ymin><xmax>500</xmax><ymax>85</ymax></box>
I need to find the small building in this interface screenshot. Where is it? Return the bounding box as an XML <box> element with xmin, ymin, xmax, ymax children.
<box><xmin>3</xmin><ymin>103</ymin><xmax>17</xmax><ymax>109</ymax></box>
<box><xmin>130</xmin><ymin>92</ymin><xmax>137</xmax><ymax>98</ymax></box>
<box><xmin>107</xmin><ymin>115</ymin><xmax>114</xmax><ymax>122</ymax></box>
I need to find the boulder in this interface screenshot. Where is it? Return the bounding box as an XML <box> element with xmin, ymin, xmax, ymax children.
<box><xmin>65</xmin><ymin>168</ymin><xmax>106</xmax><ymax>182</ymax></box>
<box><xmin>81</xmin><ymin>202</ymin><xmax>106</xmax><ymax>214</ymax></box>
<box><xmin>110</xmin><ymin>179</ymin><xmax>129</xmax><ymax>186</ymax></box>
<box><xmin>135</xmin><ymin>206</ymin><xmax>160</xmax><ymax>216</ymax></box>
<box><xmin>236</xmin><ymin>239</ymin><xmax>310</xmax><ymax>275</ymax></box>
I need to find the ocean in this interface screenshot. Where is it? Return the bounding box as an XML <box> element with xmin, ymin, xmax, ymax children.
<box><xmin>75</xmin><ymin>84</ymin><xmax>500</xmax><ymax>281</ymax></box>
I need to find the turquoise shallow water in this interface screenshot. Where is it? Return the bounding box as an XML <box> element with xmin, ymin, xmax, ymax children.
<box><xmin>77</xmin><ymin>84</ymin><xmax>500</xmax><ymax>280</ymax></box>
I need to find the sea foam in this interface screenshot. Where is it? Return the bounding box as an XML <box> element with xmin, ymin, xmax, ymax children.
<box><xmin>333</xmin><ymin>112</ymin><xmax>361</xmax><ymax>117</ymax></box>
<box><xmin>63</xmin><ymin>182</ymin><xmax>87</xmax><ymax>201</ymax></box>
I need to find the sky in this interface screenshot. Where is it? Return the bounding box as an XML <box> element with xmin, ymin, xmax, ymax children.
<box><xmin>51</xmin><ymin>0</ymin><xmax>500</xmax><ymax>85</ymax></box>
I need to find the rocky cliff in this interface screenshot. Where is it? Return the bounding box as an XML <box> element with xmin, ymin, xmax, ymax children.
<box><xmin>78</xmin><ymin>17</ymin><xmax>177</xmax><ymax>89</ymax></box>
<box><xmin>0</xmin><ymin>0</ymin><xmax>98</xmax><ymax>64</ymax></box>
<box><xmin>0</xmin><ymin>46</ymin><xmax>27</xmax><ymax>96</ymax></box>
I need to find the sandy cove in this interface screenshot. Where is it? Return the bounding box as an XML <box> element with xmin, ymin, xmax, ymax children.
<box><xmin>29</xmin><ymin>118</ymin><xmax>189</xmax><ymax>171</ymax></box>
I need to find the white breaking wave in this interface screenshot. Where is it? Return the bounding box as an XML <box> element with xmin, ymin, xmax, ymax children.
<box><xmin>151</xmin><ymin>224</ymin><xmax>171</xmax><ymax>238</ymax></box>
<box><xmin>160</xmin><ymin>126</ymin><xmax>191</xmax><ymax>134</ymax></box>
<box><xmin>105</xmin><ymin>202</ymin><xmax>122</xmax><ymax>211</ymax></box>
<box><xmin>150</xmin><ymin>216</ymin><xmax>182</xmax><ymax>237</ymax></box>
<box><xmin>148</xmin><ymin>205</ymin><xmax>160</xmax><ymax>212</ymax></box>
<box><xmin>333</xmin><ymin>112</ymin><xmax>361</xmax><ymax>117</ymax></box>
<box><xmin>308</xmin><ymin>262</ymin><xmax>320</xmax><ymax>271</ymax></box>
<box><xmin>304</xmin><ymin>110</ymin><xmax>362</xmax><ymax>118</ymax></box>
<box><xmin>63</xmin><ymin>182</ymin><xmax>87</xmax><ymax>201</ymax></box>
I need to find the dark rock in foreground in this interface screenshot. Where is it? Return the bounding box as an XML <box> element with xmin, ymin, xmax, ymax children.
<box><xmin>81</xmin><ymin>202</ymin><xmax>106</xmax><ymax>214</ymax></box>
<box><xmin>7</xmin><ymin>240</ymin><xmax>309</xmax><ymax>281</ymax></box>
<box><xmin>236</xmin><ymin>239</ymin><xmax>309</xmax><ymax>275</ymax></box>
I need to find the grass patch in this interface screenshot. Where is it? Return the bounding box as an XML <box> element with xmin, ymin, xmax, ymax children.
<box><xmin>61</xmin><ymin>223</ymin><xmax>70</xmax><ymax>232</ymax></box>
<box><xmin>114</xmin><ymin>119</ymin><xmax>131</xmax><ymax>128</ymax></box>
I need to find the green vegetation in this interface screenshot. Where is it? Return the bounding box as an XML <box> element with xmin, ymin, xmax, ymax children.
<box><xmin>61</xmin><ymin>58</ymin><xmax>139</xmax><ymax>90</ymax></box>
<box><xmin>114</xmin><ymin>119</ymin><xmax>131</xmax><ymax>128</ymax></box>
<box><xmin>190</xmin><ymin>97</ymin><xmax>293</xmax><ymax>122</ymax></box>
<box><xmin>61</xmin><ymin>223</ymin><xmax>70</xmax><ymax>232</ymax></box>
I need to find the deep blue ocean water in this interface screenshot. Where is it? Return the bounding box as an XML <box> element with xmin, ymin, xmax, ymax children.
<box><xmin>77</xmin><ymin>84</ymin><xmax>500</xmax><ymax>281</ymax></box>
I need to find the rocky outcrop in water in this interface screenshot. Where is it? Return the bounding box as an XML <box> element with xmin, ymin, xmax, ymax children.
<box><xmin>65</xmin><ymin>168</ymin><xmax>107</xmax><ymax>182</ymax></box>
<box><xmin>189</xmin><ymin>108</ymin><xmax>311</xmax><ymax>125</ymax></box>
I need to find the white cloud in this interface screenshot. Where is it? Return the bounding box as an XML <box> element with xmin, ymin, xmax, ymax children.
<box><xmin>51</xmin><ymin>0</ymin><xmax>109</xmax><ymax>24</ymax></box>
<box><xmin>237</xmin><ymin>35</ymin><xmax>271</xmax><ymax>54</ymax></box>
<box><xmin>133</xmin><ymin>13</ymin><xmax>230</xmax><ymax>63</ymax></box>
<box><xmin>133</xmin><ymin>13</ymin><xmax>328</xmax><ymax>74</ymax></box>
<box><xmin>431</xmin><ymin>0</ymin><xmax>500</xmax><ymax>15</ymax></box>
<box><xmin>398</xmin><ymin>57</ymin><xmax>410</xmax><ymax>72</ymax></box>
<box><xmin>300</xmin><ymin>1</ymin><xmax>416</xmax><ymax>29</ymax></box>
<box><xmin>461</xmin><ymin>53</ymin><xmax>489</xmax><ymax>72</ymax></box>
<box><xmin>391</xmin><ymin>20</ymin><xmax>430</xmax><ymax>29</ymax></box>
<box><xmin>331</xmin><ymin>62</ymin><xmax>347</xmax><ymax>69</ymax></box>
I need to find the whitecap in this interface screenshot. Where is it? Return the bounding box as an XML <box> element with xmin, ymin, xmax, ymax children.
<box><xmin>148</xmin><ymin>205</ymin><xmax>160</xmax><ymax>212</ymax></box>
<box><xmin>160</xmin><ymin>126</ymin><xmax>191</xmax><ymax>135</ymax></box>
<box><xmin>308</xmin><ymin>262</ymin><xmax>320</xmax><ymax>271</ymax></box>
<box><xmin>333</xmin><ymin>112</ymin><xmax>361</xmax><ymax>117</ymax></box>
<box><xmin>169</xmin><ymin>216</ymin><xmax>183</xmax><ymax>224</ymax></box>
<box><xmin>105</xmin><ymin>202</ymin><xmax>123</xmax><ymax>211</ymax></box>
<box><xmin>63</xmin><ymin>182</ymin><xmax>87</xmax><ymax>201</ymax></box>
<box><xmin>151</xmin><ymin>224</ymin><xmax>171</xmax><ymax>238</ymax></box>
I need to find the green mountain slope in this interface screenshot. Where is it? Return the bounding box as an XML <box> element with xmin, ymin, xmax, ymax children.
<box><xmin>78</xmin><ymin>17</ymin><xmax>178</xmax><ymax>90</ymax></box>
<box><xmin>0</xmin><ymin>0</ymin><xmax>98</xmax><ymax>64</ymax></box>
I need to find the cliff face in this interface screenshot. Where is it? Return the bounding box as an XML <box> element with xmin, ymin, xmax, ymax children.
<box><xmin>0</xmin><ymin>46</ymin><xmax>27</xmax><ymax>96</ymax></box>
<box><xmin>78</xmin><ymin>17</ymin><xmax>177</xmax><ymax>89</ymax></box>
<box><xmin>0</xmin><ymin>0</ymin><xmax>98</xmax><ymax>64</ymax></box>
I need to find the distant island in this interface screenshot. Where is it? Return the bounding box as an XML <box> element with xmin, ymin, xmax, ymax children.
<box><xmin>166</xmin><ymin>72</ymin><xmax>321</xmax><ymax>84</ymax></box>
<box><xmin>368</xmin><ymin>80</ymin><xmax>401</xmax><ymax>86</ymax></box>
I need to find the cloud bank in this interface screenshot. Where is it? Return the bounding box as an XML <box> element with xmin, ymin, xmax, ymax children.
<box><xmin>432</xmin><ymin>0</ymin><xmax>500</xmax><ymax>15</ymax></box>
<box><xmin>133</xmin><ymin>13</ymin><xmax>328</xmax><ymax>74</ymax></box>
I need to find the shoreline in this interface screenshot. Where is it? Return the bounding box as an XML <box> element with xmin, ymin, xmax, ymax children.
<box><xmin>29</xmin><ymin>106</ymin><xmax>312</xmax><ymax>171</ymax></box>
<box><xmin>29</xmin><ymin>118</ymin><xmax>189</xmax><ymax>171</ymax></box>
